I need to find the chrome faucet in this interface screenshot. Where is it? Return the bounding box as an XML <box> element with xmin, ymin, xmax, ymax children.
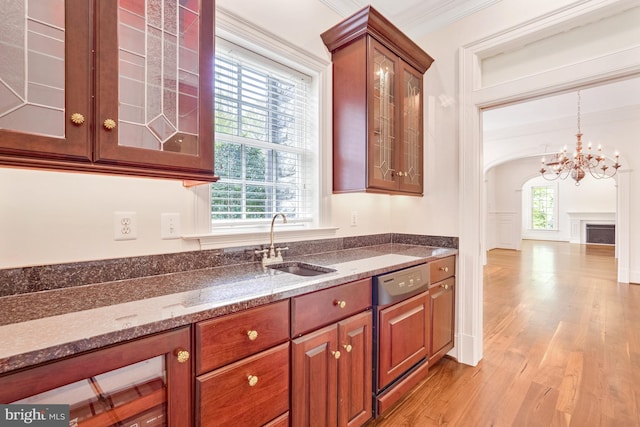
<box><xmin>255</xmin><ymin>213</ymin><xmax>289</xmax><ymax>266</ymax></box>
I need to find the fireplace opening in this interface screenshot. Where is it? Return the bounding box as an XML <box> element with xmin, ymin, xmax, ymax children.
<box><xmin>586</xmin><ymin>223</ymin><xmax>615</xmax><ymax>245</ymax></box>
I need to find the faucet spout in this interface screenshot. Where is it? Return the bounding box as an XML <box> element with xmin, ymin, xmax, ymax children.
<box><xmin>269</xmin><ymin>213</ymin><xmax>287</xmax><ymax>253</ymax></box>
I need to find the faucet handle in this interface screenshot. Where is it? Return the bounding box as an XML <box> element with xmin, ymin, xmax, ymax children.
<box><xmin>275</xmin><ymin>246</ymin><xmax>289</xmax><ymax>256</ymax></box>
<box><xmin>254</xmin><ymin>248</ymin><xmax>269</xmax><ymax>259</ymax></box>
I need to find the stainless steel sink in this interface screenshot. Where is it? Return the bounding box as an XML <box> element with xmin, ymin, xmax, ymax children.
<box><xmin>268</xmin><ymin>261</ymin><xmax>336</xmax><ymax>276</ymax></box>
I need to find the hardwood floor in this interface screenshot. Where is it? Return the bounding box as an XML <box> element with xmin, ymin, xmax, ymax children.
<box><xmin>371</xmin><ymin>240</ymin><xmax>640</xmax><ymax>426</ymax></box>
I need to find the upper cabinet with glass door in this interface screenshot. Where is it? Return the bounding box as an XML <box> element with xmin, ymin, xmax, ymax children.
<box><xmin>321</xmin><ymin>6</ymin><xmax>433</xmax><ymax>195</ymax></box>
<box><xmin>0</xmin><ymin>0</ymin><xmax>217</xmax><ymax>182</ymax></box>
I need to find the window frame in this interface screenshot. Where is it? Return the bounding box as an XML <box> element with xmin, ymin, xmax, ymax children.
<box><xmin>186</xmin><ymin>7</ymin><xmax>335</xmax><ymax>248</ymax></box>
<box><xmin>212</xmin><ymin>40</ymin><xmax>313</xmax><ymax>226</ymax></box>
<box><xmin>530</xmin><ymin>183</ymin><xmax>558</xmax><ymax>231</ymax></box>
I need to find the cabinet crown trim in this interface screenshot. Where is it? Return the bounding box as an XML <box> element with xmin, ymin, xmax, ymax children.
<box><xmin>320</xmin><ymin>5</ymin><xmax>434</xmax><ymax>73</ymax></box>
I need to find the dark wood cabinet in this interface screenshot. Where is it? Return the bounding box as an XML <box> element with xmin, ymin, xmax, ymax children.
<box><xmin>0</xmin><ymin>327</ymin><xmax>192</xmax><ymax>427</ymax></box>
<box><xmin>291</xmin><ymin>323</ymin><xmax>339</xmax><ymax>426</ymax></box>
<box><xmin>338</xmin><ymin>311</ymin><xmax>373</xmax><ymax>427</ymax></box>
<box><xmin>291</xmin><ymin>279</ymin><xmax>373</xmax><ymax>427</ymax></box>
<box><xmin>0</xmin><ymin>0</ymin><xmax>217</xmax><ymax>182</ymax></box>
<box><xmin>321</xmin><ymin>6</ymin><xmax>433</xmax><ymax>195</ymax></box>
<box><xmin>429</xmin><ymin>256</ymin><xmax>456</xmax><ymax>364</ymax></box>
<box><xmin>195</xmin><ymin>301</ymin><xmax>290</xmax><ymax>427</ymax></box>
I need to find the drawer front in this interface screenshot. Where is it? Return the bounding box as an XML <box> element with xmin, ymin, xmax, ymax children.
<box><xmin>291</xmin><ymin>278</ymin><xmax>372</xmax><ymax>337</ymax></box>
<box><xmin>196</xmin><ymin>342</ymin><xmax>289</xmax><ymax>427</ymax></box>
<box><xmin>195</xmin><ymin>300</ymin><xmax>289</xmax><ymax>375</ymax></box>
<box><xmin>430</xmin><ymin>256</ymin><xmax>455</xmax><ymax>283</ymax></box>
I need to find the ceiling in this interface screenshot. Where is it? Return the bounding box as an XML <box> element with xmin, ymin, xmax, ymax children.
<box><xmin>483</xmin><ymin>77</ymin><xmax>640</xmax><ymax>132</ymax></box>
<box><xmin>318</xmin><ymin>0</ymin><xmax>500</xmax><ymax>38</ymax></box>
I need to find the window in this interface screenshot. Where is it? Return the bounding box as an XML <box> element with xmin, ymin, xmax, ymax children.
<box><xmin>212</xmin><ymin>38</ymin><xmax>315</xmax><ymax>227</ymax></box>
<box><xmin>531</xmin><ymin>185</ymin><xmax>556</xmax><ymax>230</ymax></box>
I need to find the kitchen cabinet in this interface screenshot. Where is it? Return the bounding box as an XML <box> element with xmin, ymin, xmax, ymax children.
<box><xmin>291</xmin><ymin>278</ymin><xmax>373</xmax><ymax>427</ymax></box>
<box><xmin>195</xmin><ymin>300</ymin><xmax>290</xmax><ymax>427</ymax></box>
<box><xmin>0</xmin><ymin>0</ymin><xmax>217</xmax><ymax>182</ymax></box>
<box><xmin>321</xmin><ymin>6</ymin><xmax>434</xmax><ymax>195</ymax></box>
<box><xmin>0</xmin><ymin>327</ymin><xmax>192</xmax><ymax>426</ymax></box>
<box><xmin>429</xmin><ymin>256</ymin><xmax>456</xmax><ymax>364</ymax></box>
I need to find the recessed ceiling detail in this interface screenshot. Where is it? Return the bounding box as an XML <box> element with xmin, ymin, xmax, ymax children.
<box><xmin>318</xmin><ymin>0</ymin><xmax>501</xmax><ymax>37</ymax></box>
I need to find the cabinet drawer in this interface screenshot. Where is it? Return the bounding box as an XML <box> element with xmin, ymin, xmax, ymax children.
<box><xmin>195</xmin><ymin>300</ymin><xmax>289</xmax><ymax>375</ymax></box>
<box><xmin>196</xmin><ymin>343</ymin><xmax>289</xmax><ymax>427</ymax></box>
<box><xmin>430</xmin><ymin>256</ymin><xmax>455</xmax><ymax>283</ymax></box>
<box><xmin>291</xmin><ymin>278</ymin><xmax>371</xmax><ymax>337</ymax></box>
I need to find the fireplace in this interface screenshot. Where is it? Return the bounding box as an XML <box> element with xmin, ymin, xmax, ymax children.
<box><xmin>586</xmin><ymin>223</ymin><xmax>615</xmax><ymax>245</ymax></box>
<box><xmin>567</xmin><ymin>212</ymin><xmax>616</xmax><ymax>244</ymax></box>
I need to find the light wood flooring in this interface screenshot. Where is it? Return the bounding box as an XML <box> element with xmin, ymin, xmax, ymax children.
<box><xmin>372</xmin><ymin>240</ymin><xmax>640</xmax><ymax>426</ymax></box>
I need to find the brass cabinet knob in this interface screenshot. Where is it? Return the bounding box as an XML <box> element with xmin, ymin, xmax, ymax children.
<box><xmin>174</xmin><ymin>348</ymin><xmax>190</xmax><ymax>363</ymax></box>
<box><xmin>103</xmin><ymin>118</ymin><xmax>117</xmax><ymax>130</ymax></box>
<box><xmin>442</xmin><ymin>284</ymin><xmax>449</xmax><ymax>290</ymax></box>
<box><xmin>334</xmin><ymin>300</ymin><xmax>346</xmax><ymax>309</ymax></box>
<box><xmin>440</xmin><ymin>266</ymin><xmax>449</xmax><ymax>272</ymax></box>
<box><xmin>331</xmin><ymin>350</ymin><xmax>341</xmax><ymax>360</ymax></box>
<box><xmin>247</xmin><ymin>375</ymin><xmax>258</xmax><ymax>387</ymax></box>
<box><xmin>70</xmin><ymin>113</ymin><xmax>85</xmax><ymax>125</ymax></box>
<box><xmin>343</xmin><ymin>344</ymin><xmax>353</xmax><ymax>353</ymax></box>
<box><xmin>247</xmin><ymin>330</ymin><xmax>258</xmax><ymax>341</ymax></box>
<box><xmin>397</xmin><ymin>171</ymin><xmax>405</xmax><ymax>177</ymax></box>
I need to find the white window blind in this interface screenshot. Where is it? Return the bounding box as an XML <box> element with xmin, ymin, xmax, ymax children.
<box><xmin>212</xmin><ymin>39</ymin><xmax>314</xmax><ymax>225</ymax></box>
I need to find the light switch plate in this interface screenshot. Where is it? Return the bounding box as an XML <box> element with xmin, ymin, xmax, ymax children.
<box><xmin>161</xmin><ymin>213</ymin><xmax>181</xmax><ymax>239</ymax></box>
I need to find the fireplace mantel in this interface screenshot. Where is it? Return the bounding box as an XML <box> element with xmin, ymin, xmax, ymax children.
<box><xmin>567</xmin><ymin>212</ymin><xmax>616</xmax><ymax>244</ymax></box>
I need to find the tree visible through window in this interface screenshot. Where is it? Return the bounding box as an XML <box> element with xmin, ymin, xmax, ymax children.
<box><xmin>531</xmin><ymin>186</ymin><xmax>556</xmax><ymax>230</ymax></box>
<box><xmin>212</xmin><ymin>40</ymin><xmax>313</xmax><ymax>224</ymax></box>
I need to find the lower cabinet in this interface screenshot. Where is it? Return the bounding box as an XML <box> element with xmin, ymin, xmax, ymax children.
<box><xmin>429</xmin><ymin>256</ymin><xmax>456</xmax><ymax>364</ymax></box>
<box><xmin>0</xmin><ymin>327</ymin><xmax>192</xmax><ymax>426</ymax></box>
<box><xmin>290</xmin><ymin>278</ymin><xmax>373</xmax><ymax>427</ymax></box>
<box><xmin>194</xmin><ymin>300</ymin><xmax>290</xmax><ymax>427</ymax></box>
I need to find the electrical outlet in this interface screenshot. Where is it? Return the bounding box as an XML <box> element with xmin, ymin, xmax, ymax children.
<box><xmin>351</xmin><ymin>211</ymin><xmax>358</xmax><ymax>227</ymax></box>
<box><xmin>114</xmin><ymin>212</ymin><xmax>137</xmax><ymax>241</ymax></box>
<box><xmin>161</xmin><ymin>213</ymin><xmax>181</xmax><ymax>239</ymax></box>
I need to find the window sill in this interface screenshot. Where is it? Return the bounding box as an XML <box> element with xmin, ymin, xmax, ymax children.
<box><xmin>183</xmin><ymin>226</ymin><xmax>339</xmax><ymax>250</ymax></box>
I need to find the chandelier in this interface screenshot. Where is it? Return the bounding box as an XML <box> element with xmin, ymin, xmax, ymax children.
<box><xmin>539</xmin><ymin>91</ymin><xmax>620</xmax><ymax>185</ymax></box>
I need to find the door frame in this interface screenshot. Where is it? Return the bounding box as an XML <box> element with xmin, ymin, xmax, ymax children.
<box><xmin>456</xmin><ymin>0</ymin><xmax>640</xmax><ymax>366</ymax></box>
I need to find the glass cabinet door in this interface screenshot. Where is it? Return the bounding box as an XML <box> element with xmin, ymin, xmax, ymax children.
<box><xmin>0</xmin><ymin>328</ymin><xmax>191</xmax><ymax>427</ymax></box>
<box><xmin>369</xmin><ymin>40</ymin><xmax>397</xmax><ymax>191</ymax></box>
<box><xmin>399</xmin><ymin>64</ymin><xmax>423</xmax><ymax>194</ymax></box>
<box><xmin>13</xmin><ymin>356</ymin><xmax>167</xmax><ymax>426</ymax></box>
<box><xmin>0</xmin><ymin>0</ymin><xmax>91</xmax><ymax>161</ymax></box>
<box><xmin>94</xmin><ymin>0</ymin><xmax>214</xmax><ymax>174</ymax></box>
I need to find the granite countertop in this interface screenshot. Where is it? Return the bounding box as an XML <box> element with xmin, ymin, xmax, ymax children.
<box><xmin>0</xmin><ymin>243</ymin><xmax>456</xmax><ymax>375</ymax></box>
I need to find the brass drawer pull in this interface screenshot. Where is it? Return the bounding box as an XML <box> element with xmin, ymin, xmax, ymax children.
<box><xmin>247</xmin><ymin>375</ymin><xmax>258</xmax><ymax>387</ymax></box>
<box><xmin>442</xmin><ymin>284</ymin><xmax>449</xmax><ymax>290</ymax></box>
<box><xmin>334</xmin><ymin>300</ymin><xmax>346</xmax><ymax>309</ymax></box>
<box><xmin>247</xmin><ymin>330</ymin><xmax>258</xmax><ymax>341</ymax></box>
<box><xmin>439</xmin><ymin>266</ymin><xmax>449</xmax><ymax>273</ymax></box>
